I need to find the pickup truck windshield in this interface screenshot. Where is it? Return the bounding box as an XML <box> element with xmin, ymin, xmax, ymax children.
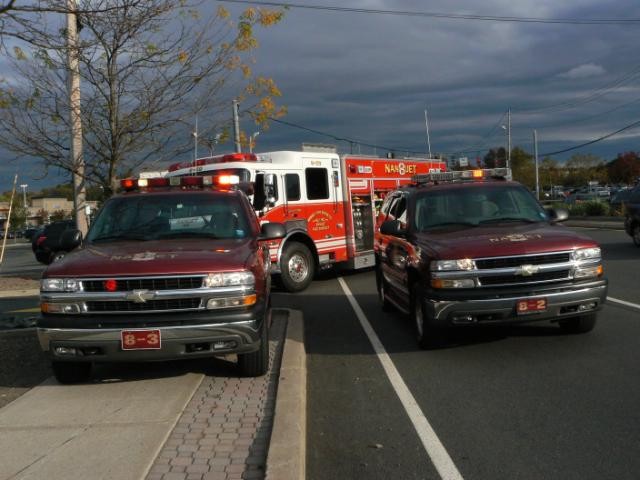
<box><xmin>415</xmin><ymin>184</ymin><xmax>547</xmax><ymax>231</ymax></box>
<box><xmin>87</xmin><ymin>192</ymin><xmax>250</xmax><ymax>242</ymax></box>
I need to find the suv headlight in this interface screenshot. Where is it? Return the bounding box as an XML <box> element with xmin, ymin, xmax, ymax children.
<box><xmin>203</xmin><ymin>272</ymin><xmax>255</xmax><ymax>288</ymax></box>
<box><xmin>430</xmin><ymin>258</ymin><xmax>476</xmax><ymax>271</ymax></box>
<box><xmin>573</xmin><ymin>247</ymin><xmax>601</xmax><ymax>261</ymax></box>
<box><xmin>40</xmin><ymin>278</ymin><xmax>81</xmax><ymax>292</ymax></box>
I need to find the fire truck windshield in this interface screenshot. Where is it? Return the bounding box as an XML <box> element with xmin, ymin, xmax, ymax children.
<box><xmin>87</xmin><ymin>193</ymin><xmax>250</xmax><ymax>242</ymax></box>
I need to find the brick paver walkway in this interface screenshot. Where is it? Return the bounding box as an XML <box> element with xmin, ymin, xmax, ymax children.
<box><xmin>147</xmin><ymin>313</ymin><xmax>286</xmax><ymax>480</ymax></box>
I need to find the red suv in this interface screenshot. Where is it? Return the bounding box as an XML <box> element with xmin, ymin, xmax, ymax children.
<box><xmin>375</xmin><ymin>169</ymin><xmax>608</xmax><ymax>348</ymax></box>
<box><xmin>37</xmin><ymin>175</ymin><xmax>285</xmax><ymax>383</ymax></box>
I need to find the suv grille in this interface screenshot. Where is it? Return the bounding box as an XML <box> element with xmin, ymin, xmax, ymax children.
<box><xmin>82</xmin><ymin>276</ymin><xmax>204</xmax><ymax>292</ymax></box>
<box><xmin>479</xmin><ymin>270</ymin><xmax>570</xmax><ymax>286</ymax></box>
<box><xmin>476</xmin><ymin>253</ymin><xmax>570</xmax><ymax>269</ymax></box>
<box><xmin>474</xmin><ymin>251</ymin><xmax>574</xmax><ymax>287</ymax></box>
<box><xmin>86</xmin><ymin>298</ymin><xmax>202</xmax><ymax>312</ymax></box>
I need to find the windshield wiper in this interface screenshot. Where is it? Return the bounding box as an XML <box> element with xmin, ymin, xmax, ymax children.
<box><xmin>90</xmin><ymin>233</ymin><xmax>148</xmax><ymax>243</ymax></box>
<box><xmin>425</xmin><ymin>221</ymin><xmax>478</xmax><ymax>229</ymax></box>
<box><xmin>478</xmin><ymin>217</ymin><xmax>539</xmax><ymax>225</ymax></box>
<box><xmin>155</xmin><ymin>231</ymin><xmax>220</xmax><ymax>239</ymax></box>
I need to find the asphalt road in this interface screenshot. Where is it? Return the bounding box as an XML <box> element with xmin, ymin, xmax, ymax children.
<box><xmin>271</xmin><ymin>227</ymin><xmax>640</xmax><ymax>480</ymax></box>
<box><xmin>0</xmin><ymin>242</ymin><xmax>45</xmax><ymax>279</ymax></box>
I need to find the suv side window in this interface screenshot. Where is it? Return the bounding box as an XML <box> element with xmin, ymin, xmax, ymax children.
<box><xmin>305</xmin><ymin>168</ymin><xmax>329</xmax><ymax>200</ymax></box>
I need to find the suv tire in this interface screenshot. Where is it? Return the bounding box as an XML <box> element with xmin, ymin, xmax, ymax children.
<box><xmin>559</xmin><ymin>313</ymin><xmax>597</xmax><ymax>334</ymax></box>
<box><xmin>411</xmin><ymin>284</ymin><xmax>444</xmax><ymax>349</ymax></box>
<box><xmin>237</xmin><ymin>314</ymin><xmax>269</xmax><ymax>377</ymax></box>
<box><xmin>375</xmin><ymin>263</ymin><xmax>393</xmax><ymax>312</ymax></box>
<box><xmin>279</xmin><ymin>242</ymin><xmax>315</xmax><ymax>292</ymax></box>
<box><xmin>52</xmin><ymin>361</ymin><xmax>92</xmax><ymax>384</ymax></box>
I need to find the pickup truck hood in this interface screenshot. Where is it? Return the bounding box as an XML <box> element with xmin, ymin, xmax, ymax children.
<box><xmin>414</xmin><ymin>223</ymin><xmax>598</xmax><ymax>259</ymax></box>
<box><xmin>44</xmin><ymin>238</ymin><xmax>256</xmax><ymax>277</ymax></box>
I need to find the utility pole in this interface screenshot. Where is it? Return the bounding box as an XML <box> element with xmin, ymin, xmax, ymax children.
<box><xmin>507</xmin><ymin>107</ymin><xmax>512</xmax><ymax>171</ymax></box>
<box><xmin>67</xmin><ymin>0</ymin><xmax>88</xmax><ymax>235</ymax></box>
<box><xmin>424</xmin><ymin>108</ymin><xmax>432</xmax><ymax>158</ymax></box>
<box><xmin>233</xmin><ymin>99</ymin><xmax>241</xmax><ymax>152</ymax></box>
<box><xmin>533</xmin><ymin>129</ymin><xmax>539</xmax><ymax>200</ymax></box>
<box><xmin>20</xmin><ymin>184</ymin><xmax>28</xmax><ymax>209</ymax></box>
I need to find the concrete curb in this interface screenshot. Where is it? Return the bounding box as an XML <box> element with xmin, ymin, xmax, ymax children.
<box><xmin>0</xmin><ymin>289</ymin><xmax>39</xmax><ymax>298</ymax></box>
<box><xmin>266</xmin><ymin>308</ymin><xmax>306</xmax><ymax>480</ymax></box>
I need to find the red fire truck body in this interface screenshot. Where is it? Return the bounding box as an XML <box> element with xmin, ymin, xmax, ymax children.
<box><xmin>166</xmin><ymin>148</ymin><xmax>446</xmax><ymax>292</ymax></box>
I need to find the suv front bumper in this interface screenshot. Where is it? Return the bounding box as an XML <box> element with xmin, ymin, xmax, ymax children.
<box><xmin>37</xmin><ymin>307</ymin><xmax>268</xmax><ymax>362</ymax></box>
<box><xmin>424</xmin><ymin>280</ymin><xmax>608</xmax><ymax>327</ymax></box>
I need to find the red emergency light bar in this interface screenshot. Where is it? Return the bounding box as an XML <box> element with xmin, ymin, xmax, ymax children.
<box><xmin>412</xmin><ymin>168</ymin><xmax>511</xmax><ymax>184</ymax></box>
<box><xmin>167</xmin><ymin>153</ymin><xmax>257</xmax><ymax>172</ymax></box>
<box><xmin>120</xmin><ymin>175</ymin><xmax>241</xmax><ymax>191</ymax></box>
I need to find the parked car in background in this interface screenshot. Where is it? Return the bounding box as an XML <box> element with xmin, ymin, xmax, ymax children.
<box><xmin>610</xmin><ymin>188</ymin><xmax>633</xmax><ymax>209</ymax></box>
<box><xmin>623</xmin><ymin>185</ymin><xmax>640</xmax><ymax>247</ymax></box>
<box><xmin>23</xmin><ymin>227</ymin><xmax>39</xmax><ymax>240</ymax></box>
<box><xmin>32</xmin><ymin>220</ymin><xmax>77</xmax><ymax>264</ymax></box>
<box><xmin>564</xmin><ymin>192</ymin><xmax>602</xmax><ymax>205</ymax></box>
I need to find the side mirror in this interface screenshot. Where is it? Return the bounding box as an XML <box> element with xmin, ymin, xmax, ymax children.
<box><xmin>59</xmin><ymin>229</ymin><xmax>83</xmax><ymax>250</ymax></box>
<box><xmin>547</xmin><ymin>208</ymin><xmax>569</xmax><ymax>223</ymax></box>
<box><xmin>379</xmin><ymin>219</ymin><xmax>404</xmax><ymax>236</ymax></box>
<box><xmin>264</xmin><ymin>173</ymin><xmax>276</xmax><ymax>188</ymax></box>
<box><xmin>263</xmin><ymin>173</ymin><xmax>277</xmax><ymax>207</ymax></box>
<box><xmin>259</xmin><ymin>222</ymin><xmax>286</xmax><ymax>240</ymax></box>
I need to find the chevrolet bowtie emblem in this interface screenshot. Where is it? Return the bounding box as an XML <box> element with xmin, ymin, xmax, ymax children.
<box><xmin>126</xmin><ymin>289</ymin><xmax>154</xmax><ymax>303</ymax></box>
<box><xmin>516</xmin><ymin>264</ymin><xmax>539</xmax><ymax>276</ymax></box>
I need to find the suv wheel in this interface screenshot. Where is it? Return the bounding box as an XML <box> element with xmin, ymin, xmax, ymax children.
<box><xmin>52</xmin><ymin>361</ymin><xmax>92</xmax><ymax>384</ymax></box>
<box><xmin>411</xmin><ymin>284</ymin><xmax>444</xmax><ymax>349</ymax></box>
<box><xmin>633</xmin><ymin>224</ymin><xmax>640</xmax><ymax>247</ymax></box>
<box><xmin>559</xmin><ymin>313</ymin><xmax>597</xmax><ymax>334</ymax></box>
<box><xmin>237</xmin><ymin>314</ymin><xmax>269</xmax><ymax>377</ymax></box>
<box><xmin>279</xmin><ymin>242</ymin><xmax>315</xmax><ymax>292</ymax></box>
<box><xmin>375</xmin><ymin>263</ymin><xmax>393</xmax><ymax>312</ymax></box>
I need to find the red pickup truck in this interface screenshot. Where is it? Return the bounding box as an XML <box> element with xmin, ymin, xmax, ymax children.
<box><xmin>375</xmin><ymin>169</ymin><xmax>608</xmax><ymax>349</ymax></box>
<box><xmin>37</xmin><ymin>175</ymin><xmax>285</xmax><ymax>383</ymax></box>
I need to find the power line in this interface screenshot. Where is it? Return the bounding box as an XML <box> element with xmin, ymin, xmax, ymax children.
<box><xmin>219</xmin><ymin>0</ymin><xmax>640</xmax><ymax>26</ymax></box>
<box><xmin>540</xmin><ymin>119</ymin><xmax>640</xmax><ymax>156</ymax></box>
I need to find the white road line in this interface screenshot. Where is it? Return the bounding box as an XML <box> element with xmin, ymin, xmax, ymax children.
<box><xmin>337</xmin><ymin>277</ymin><xmax>464</xmax><ymax>480</ymax></box>
<box><xmin>607</xmin><ymin>296</ymin><xmax>640</xmax><ymax>310</ymax></box>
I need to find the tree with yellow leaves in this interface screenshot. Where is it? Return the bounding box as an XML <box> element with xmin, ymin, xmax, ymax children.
<box><xmin>0</xmin><ymin>1</ymin><xmax>286</xmax><ymax>196</ymax></box>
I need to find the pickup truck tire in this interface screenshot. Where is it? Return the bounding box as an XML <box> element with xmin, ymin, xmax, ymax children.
<box><xmin>52</xmin><ymin>361</ymin><xmax>92</xmax><ymax>384</ymax></box>
<box><xmin>559</xmin><ymin>313</ymin><xmax>597</xmax><ymax>334</ymax></box>
<box><xmin>375</xmin><ymin>264</ymin><xmax>393</xmax><ymax>312</ymax></box>
<box><xmin>280</xmin><ymin>242</ymin><xmax>315</xmax><ymax>292</ymax></box>
<box><xmin>411</xmin><ymin>284</ymin><xmax>444</xmax><ymax>349</ymax></box>
<box><xmin>237</xmin><ymin>317</ymin><xmax>269</xmax><ymax>377</ymax></box>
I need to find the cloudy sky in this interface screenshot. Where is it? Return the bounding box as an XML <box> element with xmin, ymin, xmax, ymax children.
<box><xmin>3</xmin><ymin>0</ymin><xmax>640</xmax><ymax>193</ymax></box>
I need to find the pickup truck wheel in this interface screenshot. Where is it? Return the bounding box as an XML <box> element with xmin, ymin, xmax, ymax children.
<box><xmin>375</xmin><ymin>264</ymin><xmax>393</xmax><ymax>312</ymax></box>
<box><xmin>559</xmin><ymin>313</ymin><xmax>597</xmax><ymax>334</ymax></box>
<box><xmin>51</xmin><ymin>361</ymin><xmax>92</xmax><ymax>384</ymax></box>
<box><xmin>633</xmin><ymin>224</ymin><xmax>640</xmax><ymax>247</ymax></box>
<box><xmin>411</xmin><ymin>284</ymin><xmax>443</xmax><ymax>349</ymax></box>
<box><xmin>237</xmin><ymin>316</ymin><xmax>269</xmax><ymax>377</ymax></box>
<box><xmin>280</xmin><ymin>242</ymin><xmax>315</xmax><ymax>292</ymax></box>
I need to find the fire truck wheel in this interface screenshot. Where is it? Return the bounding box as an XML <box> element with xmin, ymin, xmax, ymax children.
<box><xmin>51</xmin><ymin>361</ymin><xmax>92</xmax><ymax>384</ymax></box>
<box><xmin>411</xmin><ymin>284</ymin><xmax>444</xmax><ymax>350</ymax></box>
<box><xmin>280</xmin><ymin>242</ymin><xmax>315</xmax><ymax>292</ymax></box>
<box><xmin>237</xmin><ymin>315</ymin><xmax>269</xmax><ymax>377</ymax></box>
<box><xmin>559</xmin><ymin>313</ymin><xmax>597</xmax><ymax>334</ymax></box>
<box><xmin>375</xmin><ymin>264</ymin><xmax>393</xmax><ymax>312</ymax></box>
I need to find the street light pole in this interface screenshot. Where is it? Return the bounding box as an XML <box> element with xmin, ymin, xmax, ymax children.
<box><xmin>533</xmin><ymin>129</ymin><xmax>539</xmax><ymax>200</ymax></box>
<box><xmin>249</xmin><ymin>131</ymin><xmax>260</xmax><ymax>153</ymax></box>
<box><xmin>507</xmin><ymin>107</ymin><xmax>511</xmax><ymax>171</ymax></box>
<box><xmin>19</xmin><ymin>184</ymin><xmax>28</xmax><ymax>209</ymax></box>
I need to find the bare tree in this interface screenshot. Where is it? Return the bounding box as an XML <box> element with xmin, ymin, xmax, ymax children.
<box><xmin>0</xmin><ymin>1</ymin><xmax>286</xmax><ymax>195</ymax></box>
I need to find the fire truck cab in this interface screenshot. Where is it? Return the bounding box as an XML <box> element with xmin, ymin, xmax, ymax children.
<box><xmin>166</xmin><ymin>146</ymin><xmax>446</xmax><ymax>292</ymax></box>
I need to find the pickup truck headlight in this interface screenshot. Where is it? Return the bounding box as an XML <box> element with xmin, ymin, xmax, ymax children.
<box><xmin>573</xmin><ymin>247</ymin><xmax>601</xmax><ymax>261</ymax></box>
<box><xmin>40</xmin><ymin>278</ymin><xmax>81</xmax><ymax>292</ymax></box>
<box><xmin>203</xmin><ymin>271</ymin><xmax>255</xmax><ymax>288</ymax></box>
<box><xmin>430</xmin><ymin>258</ymin><xmax>476</xmax><ymax>271</ymax></box>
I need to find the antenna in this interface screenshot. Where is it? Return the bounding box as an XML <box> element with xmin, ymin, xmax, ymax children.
<box><xmin>424</xmin><ymin>108</ymin><xmax>432</xmax><ymax>158</ymax></box>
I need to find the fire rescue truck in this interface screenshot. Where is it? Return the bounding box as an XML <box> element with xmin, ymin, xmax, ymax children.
<box><xmin>166</xmin><ymin>145</ymin><xmax>446</xmax><ymax>292</ymax></box>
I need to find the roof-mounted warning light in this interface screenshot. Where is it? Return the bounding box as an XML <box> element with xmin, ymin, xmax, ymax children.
<box><xmin>412</xmin><ymin>168</ymin><xmax>511</xmax><ymax>185</ymax></box>
<box><xmin>167</xmin><ymin>153</ymin><xmax>257</xmax><ymax>172</ymax></box>
<box><xmin>120</xmin><ymin>174</ymin><xmax>243</xmax><ymax>192</ymax></box>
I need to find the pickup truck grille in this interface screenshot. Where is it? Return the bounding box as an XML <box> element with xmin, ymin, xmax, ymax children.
<box><xmin>82</xmin><ymin>276</ymin><xmax>204</xmax><ymax>292</ymax></box>
<box><xmin>86</xmin><ymin>298</ymin><xmax>202</xmax><ymax>312</ymax></box>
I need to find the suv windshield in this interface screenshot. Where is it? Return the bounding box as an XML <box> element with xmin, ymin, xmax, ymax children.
<box><xmin>87</xmin><ymin>193</ymin><xmax>250</xmax><ymax>242</ymax></box>
<box><xmin>414</xmin><ymin>184</ymin><xmax>547</xmax><ymax>231</ymax></box>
